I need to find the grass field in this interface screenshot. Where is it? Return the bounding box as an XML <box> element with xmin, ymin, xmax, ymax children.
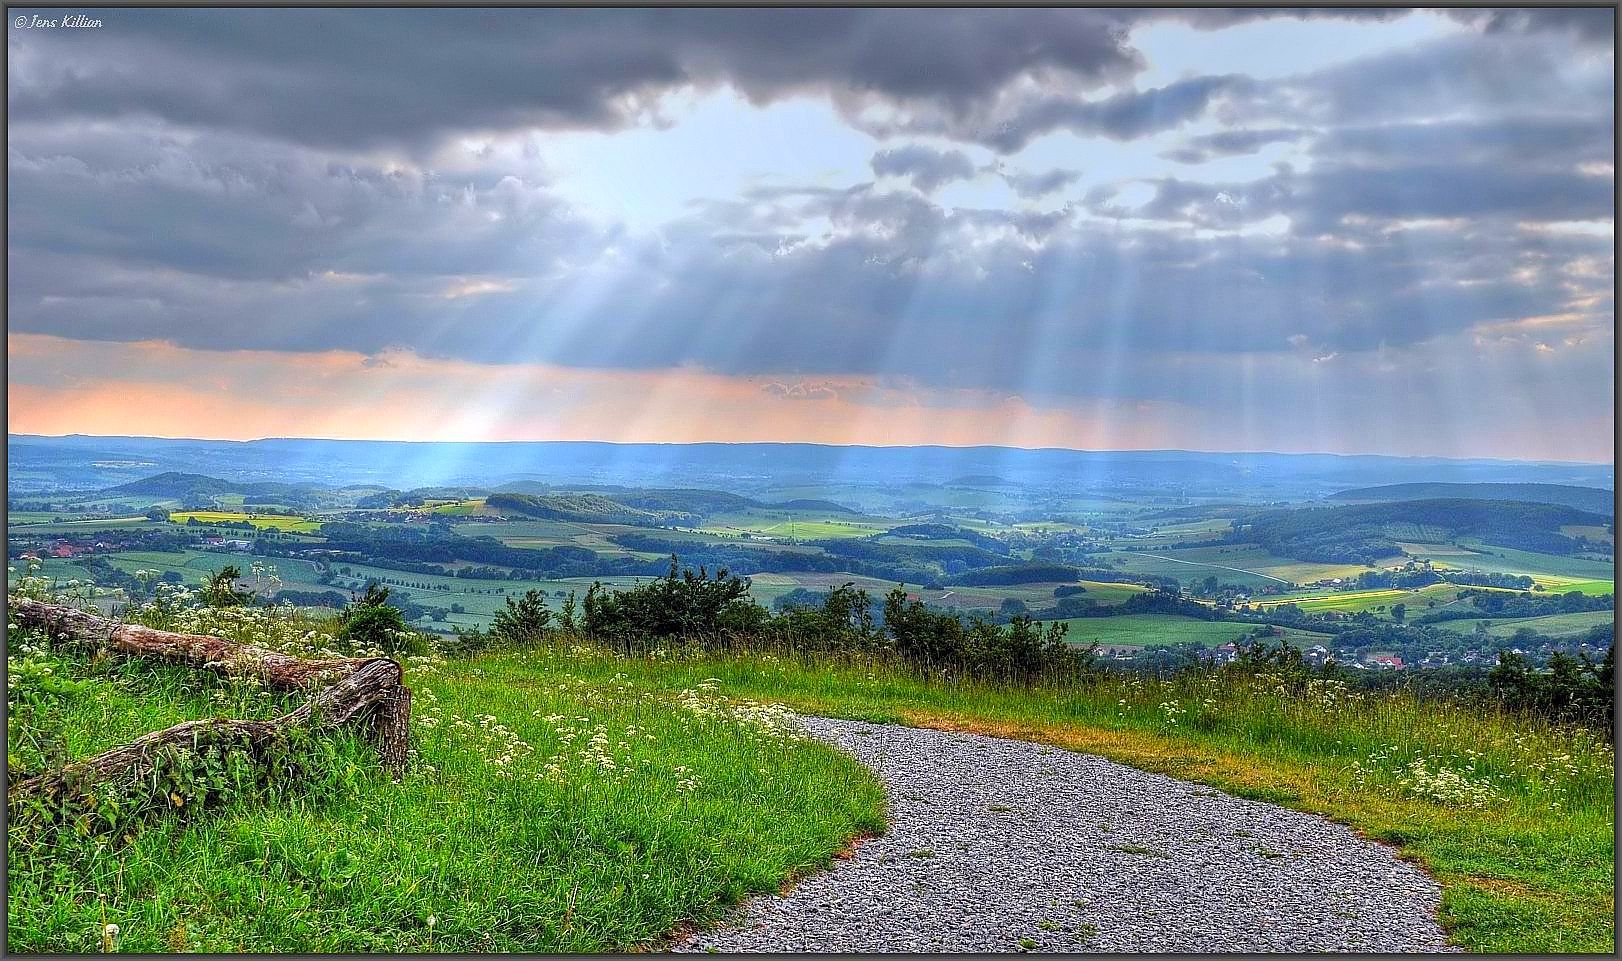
<box><xmin>169</xmin><ymin>511</ymin><xmax>322</xmax><ymax>533</ymax></box>
<box><xmin>1413</xmin><ymin>543</ymin><xmax>1614</xmax><ymax>584</ymax></box>
<box><xmin>323</xmin><ymin>565</ymin><xmax>673</xmax><ymax>631</ymax></box>
<box><xmin>6</xmin><ymin>620</ymin><xmax>885</xmax><ymax>953</ymax></box>
<box><xmin>5</xmin><ymin>515</ymin><xmax>159</xmax><ymax>532</ymax></box>
<box><xmin>697</xmin><ymin>512</ymin><xmax>892</xmax><ymax>541</ymax></box>
<box><xmin>1252</xmin><ymin>582</ymin><xmax>1482</xmax><ymax>616</ymax></box>
<box><xmin>1556</xmin><ymin>580</ymin><xmax>1618</xmax><ymax>596</ymax></box>
<box><xmin>1105</xmin><ymin>545</ymin><xmax>1401</xmax><ymax>588</ymax></box>
<box><xmin>1429</xmin><ymin>610</ymin><xmax>1615</xmax><ymax>639</ymax></box>
<box><xmin>1032</xmin><ymin>613</ymin><xmax>1326</xmax><ymax>648</ymax></box>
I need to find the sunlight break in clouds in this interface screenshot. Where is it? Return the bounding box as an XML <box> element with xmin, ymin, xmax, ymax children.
<box><xmin>5</xmin><ymin>7</ymin><xmax>1614</xmax><ymax>461</ymax></box>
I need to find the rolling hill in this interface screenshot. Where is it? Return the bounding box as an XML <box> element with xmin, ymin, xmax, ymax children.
<box><xmin>484</xmin><ymin>492</ymin><xmax>698</xmax><ymax>527</ymax></box>
<box><xmin>1238</xmin><ymin>498</ymin><xmax>1612</xmax><ymax>564</ymax></box>
<box><xmin>1328</xmin><ymin>483</ymin><xmax>1614</xmax><ymax>516</ymax></box>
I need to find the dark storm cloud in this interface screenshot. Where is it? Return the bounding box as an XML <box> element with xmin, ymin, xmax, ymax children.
<box><xmin>974</xmin><ymin>75</ymin><xmax>1250</xmax><ymax>153</ymax></box>
<box><xmin>1445</xmin><ymin>7</ymin><xmax>1615</xmax><ymax>44</ymax></box>
<box><xmin>10</xmin><ymin>7</ymin><xmax>1426</xmax><ymax>154</ymax></box>
<box><xmin>7</xmin><ymin>8</ymin><xmax>1152</xmax><ymax>151</ymax></box>
<box><xmin>870</xmin><ymin>146</ymin><xmax>979</xmax><ymax>193</ymax></box>
<box><xmin>1000</xmin><ymin>167</ymin><xmax>1083</xmax><ymax>199</ymax></box>
<box><xmin>1120</xmin><ymin>160</ymin><xmax>1614</xmax><ymax>233</ymax></box>
<box><xmin>1249</xmin><ymin>30</ymin><xmax>1614</xmax><ymax>128</ymax></box>
<box><xmin>1311</xmin><ymin>117</ymin><xmax>1615</xmax><ymax>169</ymax></box>
<box><xmin>1161</xmin><ymin>128</ymin><xmax>1309</xmax><ymax>164</ymax></box>
<box><xmin>5</xmin><ymin>125</ymin><xmax>607</xmax><ymax>283</ymax></box>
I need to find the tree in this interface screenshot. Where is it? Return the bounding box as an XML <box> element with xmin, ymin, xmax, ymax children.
<box><xmin>203</xmin><ymin>565</ymin><xmax>253</xmax><ymax>607</ymax></box>
<box><xmin>1390</xmin><ymin>602</ymin><xmax>1406</xmax><ymax>623</ymax></box>
<box><xmin>491</xmin><ymin>589</ymin><xmax>552</xmax><ymax>647</ymax></box>
<box><xmin>339</xmin><ymin>582</ymin><xmax>417</xmax><ymax>654</ymax></box>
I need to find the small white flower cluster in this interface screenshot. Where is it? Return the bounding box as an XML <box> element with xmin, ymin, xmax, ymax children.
<box><xmin>1394</xmin><ymin>756</ymin><xmax>1498</xmax><ymax>808</ymax></box>
<box><xmin>674</xmin><ymin>678</ymin><xmax>807</xmax><ymax>741</ymax></box>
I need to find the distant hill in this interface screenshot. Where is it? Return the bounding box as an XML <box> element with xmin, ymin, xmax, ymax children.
<box><xmin>771</xmin><ymin>498</ymin><xmax>858</xmax><ymax>514</ymax></box>
<box><xmin>611</xmin><ymin>488</ymin><xmax>761</xmax><ymax>516</ymax></box>
<box><xmin>1239</xmin><ymin>498</ymin><xmax>1612</xmax><ymax>564</ymax></box>
<box><xmin>105</xmin><ymin>472</ymin><xmax>319</xmax><ymax>507</ymax></box>
<box><xmin>886</xmin><ymin>523</ymin><xmax>1007</xmax><ymax>553</ymax></box>
<box><xmin>485</xmin><ymin>492</ymin><xmax>698</xmax><ymax>527</ymax></box>
<box><xmin>1329</xmin><ymin>483</ymin><xmax>1614</xmax><ymax>516</ymax></box>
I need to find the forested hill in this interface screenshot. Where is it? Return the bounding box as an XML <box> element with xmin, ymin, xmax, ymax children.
<box><xmin>1238</xmin><ymin>498</ymin><xmax>1613</xmax><ymax>563</ymax></box>
<box><xmin>484</xmin><ymin>492</ymin><xmax>698</xmax><ymax>527</ymax></box>
<box><xmin>105</xmin><ymin>472</ymin><xmax>324</xmax><ymax>508</ymax></box>
<box><xmin>1328</xmin><ymin>483</ymin><xmax>1614</xmax><ymax>516</ymax></box>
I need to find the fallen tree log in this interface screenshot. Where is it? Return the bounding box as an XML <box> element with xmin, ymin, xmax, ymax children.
<box><xmin>6</xmin><ymin>597</ymin><xmax>412</xmax><ymax>808</ymax></box>
<box><xmin>8</xmin><ymin>596</ymin><xmax>372</xmax><ymax>689</ymax></box>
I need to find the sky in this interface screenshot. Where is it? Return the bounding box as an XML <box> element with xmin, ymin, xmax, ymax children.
<box><xmin>6</xmin><ymin>7</ymin><xmax>1615</xmax><ymax>462</ymax></box>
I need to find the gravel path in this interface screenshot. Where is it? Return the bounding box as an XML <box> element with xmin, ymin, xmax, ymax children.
<box><xmin>678</xmin><ymin>717</ymin><xmax>1455</xmax><ymax>953</ymax></box>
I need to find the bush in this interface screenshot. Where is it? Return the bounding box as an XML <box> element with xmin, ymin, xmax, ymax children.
<box><xmin>491</xmin><ymin>589</ymin><xmax>553</xmax><ymax>647</ymax></box>
<box><xmin>337</xmin><ymin>583</ymin><xmax>425</xmax><ymax>655</ymax></box>
<box><xmin>1488</xmin><ymin>645</ymin><xmax>1615</xmax><ymax>734</ymax></box>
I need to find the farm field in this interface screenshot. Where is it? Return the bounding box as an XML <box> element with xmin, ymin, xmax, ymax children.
<box><xmin>6</xmin><ymin>515</ymin><xmax>157</xmax><ymax>532</ymax></box>
<box><xmin>1395</xmin><ymin>541</ymin><xmax>1480</xmax><ymax>556</ymax></box>
<box><xmin>324</xmin><ymin>564</ymin><xmax>664</xmax><ymax>628</ymax></box>
<box><xmin>697</xmin><ymin>512</ymin><xmax>893</xmax><ymax>541</ymax></box>
<box><xmin>1557</xmin><ymin>580</ymin><xmax>1618</xmax><ymax>596</ymax></box>
<box><xmin>1032</xmin><ymin>613</ymin><xmax>1326</xmax><ymax>648</ymax></box>
<box><xmin>1411</xmin><ymin>543</ymin><xmax>1614</xmax><ymax>584</ymax></box>
<box><xmin>1252</xmin><ymin>583</ymin><xmax>1481</xmax><ymax>616</ymax></box>
<box><xmin>169</xmin><ymin>511</ymin><xmax>322</xmax><ymax>533</ymax></box>
<box><xmin>1430</xmin><ymin>610</ymin><xmax>1615</xmax><ymax>639</ymax></box>
<box><xmin>111</xmin><ymin>550</ymin><xmax>327</xmax><ymax>589</ymax></box>
<box><xmin>1106</xmin><ymin>545</ymin><xmax>1397</xmax><ymax>587</ymax></box>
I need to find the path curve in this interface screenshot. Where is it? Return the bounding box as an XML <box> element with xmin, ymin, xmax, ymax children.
<box><xmin>679</xmin><ymin>717</ymin><xmax>1454</xmax><ymax>953</ymax></box>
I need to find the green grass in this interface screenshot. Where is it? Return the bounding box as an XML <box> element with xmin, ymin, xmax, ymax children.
<box><xmin>1417</xmin><ymin>543</ymin><xmax>1615</xmax><ymax>584</ymax></box>
<box><xmin>5</xmin><ymin>516</ymin><xmax>160</xmax><ymax>533</ymax></box>
<box><xmin>1106</xmin><ymin>545</ymin><xmax>1402</xmax><ymax>587</ymax></box>
<box><xmin>1033</xmin><ymin>614</ymin><xmax>1327</xmax><ymax>648</ymax></box>
<box><xmin>325</xmin><ymin>565</ymin><xmax>662</xmax><ymax>625</ymax></box>
<box><xmin>1557</xmin><ymin>580</ymin><xmax>1619</xmax><ymax>597</ymax></box>
<box><xmin>1254</xmin><ymin>582</ymin><xmax>1474</xmax><ymax>615</ymax></box>
<box><xmin>697</xmin><ymin>512</ymin><xmax>892</xmax><ymax>541</ymax></box>
<box><xmin>1429</xmin><ymin>611</ymin><xmax>1615</xmax><ymax>639</ymax></box>
<box><xmin>6</xmin><ymin>625</ymin><xmax>885</xmax><ymax>953</ymax></box>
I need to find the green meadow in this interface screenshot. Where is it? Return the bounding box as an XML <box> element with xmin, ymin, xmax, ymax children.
<box><xmin>6</xmin><ymin>619</ymin><xmax>885</xmax><ymax>954</ymax></box>
<box><xmin>1430</xmin><ymin>610</ymin><xmax>1615</xmax><ymax>639</ymax></box>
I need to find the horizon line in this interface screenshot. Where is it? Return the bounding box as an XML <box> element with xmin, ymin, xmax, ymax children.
<box><xmin>8</xmin><ymin>431</ymin><xmax>1615</xmax><ymax>469</ymax></box>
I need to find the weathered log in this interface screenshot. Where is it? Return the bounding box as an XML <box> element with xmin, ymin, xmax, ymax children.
<box><xmin>8</xmin><ymin>596</ymin><xmax>369</xmax><ymax>689</ymax></box>
<box><xmin>6</xmin><ymin>597</ymin><xmax>412</xmax><ymax>792</ymax></box>
<box><xmin>8</xmin><ymin>657</ymin><xmax>408</xmax><ymax>805</ymax></box>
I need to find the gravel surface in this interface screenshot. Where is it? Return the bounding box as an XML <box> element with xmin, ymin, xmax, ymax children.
<box><xmin>678</xmin><ymin>717</ymin><xmax>1455</xmax><ymax>953</ymax></box>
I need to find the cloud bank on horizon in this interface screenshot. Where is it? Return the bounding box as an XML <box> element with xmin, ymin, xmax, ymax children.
<box><xmin>6</xmin><ymin>7</ymin><xmax>1614</xmax><ymax>461</ymax></box>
